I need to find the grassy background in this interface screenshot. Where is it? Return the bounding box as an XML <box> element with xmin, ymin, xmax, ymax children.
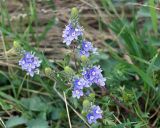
<box><xmin>0</xmin><ymin>0</ymin><xmax>160</xmax><ymax>128</ymax></box>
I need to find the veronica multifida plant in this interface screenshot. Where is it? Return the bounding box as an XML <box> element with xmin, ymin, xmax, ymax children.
<box><xmin>62</xmin><ymin>7</ymin><xmax>106</xmax><ymax>124</ymax></box>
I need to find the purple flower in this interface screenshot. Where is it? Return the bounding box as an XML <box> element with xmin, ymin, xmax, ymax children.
<box><xmin>72</xmin><ymin>88</ymin><xmax>83</xmax><ymax>99</ymax></box>
<box><xmin>82</xmin><ymin>41</ymin><xmax>93</xmax><ymax>52</ymax></box>
<box><xmin>87</xmin><ymin>105</ymin><xmax>103</xmax><ymax>124</ymax></box>
<box><xmin>92</xmin><ymin>105</ymin><xmax>103</xmax><ymax>118</ymax></box>
<box><xmin>79</xmin><ymin>40</ymin><xmax>97</xmax><ymax>57</ymax></box>
<box><xmin>80</xmin><ymin>50</ymin><xmax>90</xmax><ymax>57</ymax></box>
<box><xmin>19</xmin><ymin>52</ymin><xmax>42</xmax><ymax>77</ymax></box>
<box><xmin>62</xmin><ymin>23</ymin><xmax>83</xmax><ymax>46</ymax></box>
<box><xmin>87</xmin><ymin>113</ymin><xmax>97</xmax><ymax>124</ymax></box>
<box><xmin>74</xmin><ymin>78</ymin><xmax>90</xmax><ymax>89</ymax></box>
<box><xmin>72</xmin><ymin>77</ymin><xmax>90</xmax><ymax>99</ymax></box>
<box><xmin>82</xmin><ymin>66</ymin><xmax>106</xmax><ymax>86</ymax></box>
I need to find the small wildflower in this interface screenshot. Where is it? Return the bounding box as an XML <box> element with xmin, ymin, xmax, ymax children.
<box><xmin>79</xmin><ymin>40</ymin><xmax>97</xmax><ymax>57</ymax></box>
<box><xmin>86</xmin><ymin>105</ymin><xmax>103</xmax><ymax>124</ymax></box>
<box><xmin>64</xmin><ymin>66</ymin><xmax>74</xmax><ymax>75</ymax></box>
<box><xmin>82</xmin><ymin>41</ymin><xmax>94</xmax><ymax>52</ymax></box>
<box><xmin>45</xmin><ymin>67</ymin><xmax>52</xmax><ymax>76</ymax></box>
<box><xmin>74</xmin><ymin>77</ymin><xmax>90</xmax><ymax>90</ymax></box>
<box><xmin>81</xmin><ymin>55</ymin><xmax>88</xmax><ymax>62</ymax></box>
<box><xmin>80</xmin><ymin>50</ymin><xmax>90</xmax><ymax>57</ymax></box>
<box><xmin>19</xmin><ymin>52</ymin><xmax>42</xmax><ymax>77</ymax></box>
<box><xmin>87</xmin><ymin>113</ymin><xmax>97</xmax><ymax>124</ymax></box>
<box><xmin>82</xmin><ymin>66</ymin><xmax>106</xmax><ymax>86</ymax></box>
<box><xmin>72</xmin><ymin>88</ymin><xmax>83</xmax><ymax>99</ymax></box>
<box><xmin>71</xmin><ymin>7</ymin><xmax>79</xmax><ymax>20</ymax></box>
<box><xmin>62</xmin><ymin>23</ymin><xmax>83</xmax><ymax>46</ymax></box>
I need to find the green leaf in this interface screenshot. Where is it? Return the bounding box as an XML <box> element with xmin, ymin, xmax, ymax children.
<box><xmin>149</xmin><ymin>0</ymin><xmax>158</xmax><ymax>33</ymax></box>
<box><xmin>5</xmin><ymin>116</ymin><xmax>27</xmax><ymax>128</ymax></box>
<box><xmin>27</xmin><ymin>118</ymin><xmax>49</xmax><ymax>128</ymax></box>
<box><xmin>112</xmin><ymin>122</ymin><xmax>132</xmax><ymax>128</ymax></box>
<box><xmin>147</xmin><ymin>53</ymin><xmax>159</xmax><ymax>75</ymax></box>
<box><xmin>0</xmin><ymin>92</ymin><xmax>22</xmax><ymax>106</ymax></box>
<box><xmin>0</xmin><ymin>99</ymin><xmax>13</xmax><ymax>110</ymax></box>
<box><xmin>130</xmin><ymin>64</ymin><xmax>154</xmax><ymax>89</ymax></box>
<box><xmin>21</xmin><ymin>96</ymin><xmax>48</xmax><ymax>112</ymax></box>
<box><xmin>64</xmin><ymin>54</ymin><xmax>70</xmax><ymax>66</ymax></box>
<box><xmin>137</xmin><ymin>6</ymin><xmax>160</xmax><ymax>19</ymax></box>
<box><xmin>51</xmin><ymin>107</ymin><xmax>64</xmax><ymax>120</ymax></box>
<box><xmin>103</xmin><ymin>117</ymin><xmax>116</xmax><ymax>126</ymax></box>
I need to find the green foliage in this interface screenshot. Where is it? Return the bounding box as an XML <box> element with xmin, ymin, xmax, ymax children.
<box><xmin>26</xmin><ymin>118</ymin><xmax>49</xmax><ymax>128</ymax></box>
<box><xmin>0</xmin><ymin>0</ymin><xmax>160</xmax><ymax>128</ymax></box>
<box><xmin>21</xmin><ymin>96</ymin><xmax>48</xmax><ymax>112</ymax></box>
<box><xmin>5</xmin><ymin>116</ymin><xmax>27</xmax><ymax>128</ymax></box>
<box><xmin>149</xmin><ymin>0</ymin><xmax>158</xmax><ymax>33</ymax></box>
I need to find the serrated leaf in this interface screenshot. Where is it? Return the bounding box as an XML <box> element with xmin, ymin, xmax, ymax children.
<box><xmin>27</xmin><ymin>118</ymin><xmax>49</xmax><ymax>128</ymax></box>
<box><xmin>21</xmin><ymin>96</ymin><xmax>47</xmax><ymax>112</ymax></box>
<box><xmin>5</xmin><ymin>116</ymin><xmax>27</xmax><ymax>128</ymax></box>
<box><xmin>51</xmin><ymin>107</ymin><xmax>63</xmax><ymax>120</ymax></box>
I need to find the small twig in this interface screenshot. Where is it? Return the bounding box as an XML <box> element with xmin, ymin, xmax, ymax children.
<box><xmin>53</xmin><ymin>82</ymin><xmax>91</xmax><ymax>128</ymax></box>
<box><xmin>127</xmin><ymin>2</ymin><xmax>160</xmax><ymax>11</ymax></box>
<box><xmin>150</xmin><ymin>105</ymin><xmax>160</xmax><ymax>119</ymax></box>
<box><xmin>17</xmin><ymin>74</ymin><xmax>27</xmax><ymax>99</ymax></box>
<box><xmin>63</xmin><ymin>92</ymin><xmax>72</xmax><ymax>128</ymax></box>
<box><xmin>0</xmin><ymin>31</ymin><xmax>8</xmax><ymax>63</ymax></box>
<box><xmin>113</xmin><ymin>114</ymin><xmax>127</xmax><ymax>128</ymax></box>
<box><xmin>0</xmin><ymin>117</ymin><xmax>6</xmax><ymax>128</ymax></box>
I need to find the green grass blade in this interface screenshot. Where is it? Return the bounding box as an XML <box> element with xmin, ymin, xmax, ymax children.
<box><xmin>149</xmin><ymin>0</ymin><xmax>158</xmax><ymax>33</ymax></box>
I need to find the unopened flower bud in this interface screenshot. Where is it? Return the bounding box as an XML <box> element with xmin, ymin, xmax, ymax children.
<box><xmin>89</xmin><ymin>93</ymin><xmax>95</xmax><ymax>101</ymax></box>
<box><xmin>81</xmin><ymin>55</ymin><xmax>88</xmax><ymax>62</ymax></box>
<box><xmin>13</xmin><ymin>40</ymin><xmax>21</xmax><ymax>49</ymax></box>
<box><xmin>71</xmin><ymin>7</ymin><xmax>78</xmax><ymax>20</ymax></box>
<box><xmin>13</xmin><ymin>40</ymin><xmax>25</xmax><ymax>55</ymax></box>
<box><xmin>83</xmin><ymin>99</ymin><xmax>90</xmax><ymax>110</ymax></box>
<box><xmin>6</xmin><ymin>40</ymin><xmax>21</xmax><ymax>56</ymax></box>
<box><xmin>45</xmin><ymin>67</ymin><xmax>52</xmax><ymax>76</ymax></box>
<box><xmin>64</xmin><ymin>66</ymin><xmax>74</xmax><ymax>74</ymax></box>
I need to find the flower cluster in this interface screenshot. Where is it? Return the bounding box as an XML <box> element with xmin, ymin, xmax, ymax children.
<box><xmin>19</xmin><ymin>52</ymin><xmax>41</xmax><ymax>77</ymax></box>
<box><xmin>62</xmin><ymin>8</ymin><xmax>105</xmax><ymax>124</ymax></box>
<box><xmin>72</xmin><ymin>77</ymin><xmax>90</xmax><ymax>99</ymax></box>
<box><xmin>80</xmin><ymin>40</ymin><xmax>97</xmax><ymax>57</ymax></box>
<box><xmin>72</xmin><ymin>65</ymin><xmax>106</xmax><ymax>99</ymax></box>
<box><xmin>87</xmin><ymin>105</ymin><xmax>103</xmax><ymax>124</ymax></box>
<box><xmin>62</xmin><ymin>23</ymin><xmax>83</xmax><ymax>46</ymax></box>
<box><xmin>82</xmin><ymin>66</ymin><xmax>106</xmax><ymax>87</ymax></box>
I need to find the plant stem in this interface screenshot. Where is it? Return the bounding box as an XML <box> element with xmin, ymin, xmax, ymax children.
<box><xmin>73</xmin><ymin>44</ymin><xmax>78</xmax><ymax>72</ymax></box>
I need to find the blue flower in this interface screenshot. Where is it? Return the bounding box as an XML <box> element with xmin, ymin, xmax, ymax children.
<box><xmin>79</xmin><ymin>40</ymin><xmax>97</xmax><ymax>57</ymax></box>
<box><xmin>19</xmin><ymin>52</ymin><xmax>42</xmax><ymax>77</ymax></box>
<box><xmin>72</xmin><ymin>88</ymin><xmax>83</xmax><ymax>99</ymax></box>
<box><xmin>80</xmin><ymin>50</ymin><xmax>90</xmax><ymax>57</ymax></box>
<box><xmin>82</xmin><ymin>66</ymin><xmax>106</xmax><ymax>86</ymax></box>
<box><xmin>74</xmin><ymin>77</ymin><xmax>90</xmax><ymax>90</ymax></box>
<box><xmin>86</xmin><ymin>113</ymin><xmax>97</xmax><ymax>124</ymax></box>
<box><xmin>72</xmin><ymin>77</ymin><xmax>90</xmax><ymax>99</ymax></box>
<box><xmin>87</xmin><ymin>105</ymin><xmax>103</xmax><ymax>124</ymax></box>
<box><xmin>62</xmin><ymin>23</ymin><xmax>83</xmax><ymax>46</ymax></box>
<box><xmin>82</xmin><ymin>41</ymin><xmax>93</xmax><ymax>51</ymax></box>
